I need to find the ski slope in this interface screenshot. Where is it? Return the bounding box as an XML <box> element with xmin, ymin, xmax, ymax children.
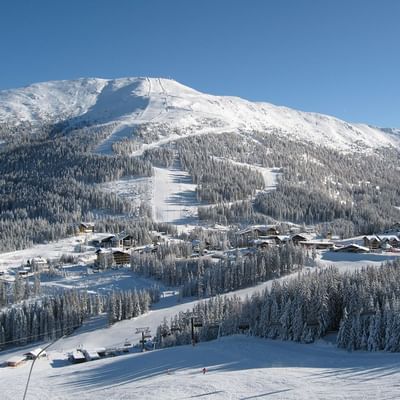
<box><xmin>1</xmin><ymin>77</ymin><xmax>399</xmax><ymax>153</ymax></box>
<box><xmin>1</xmin><ymin>335</ymin><xmax>400</xmax><ymax>400</ymax></box>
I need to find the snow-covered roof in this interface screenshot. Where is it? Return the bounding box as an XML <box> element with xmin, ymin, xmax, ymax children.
<box><xmin>70</xmin><ymin>351</ymin><xmax>85</xmax><ymax>360</ymax></box>
<box><xmin>335</xmin><ymin>244</ymin><xmax>370</xmax><ymax>252</ymax></box>
<box><xmin>24</xmin><ymin>348</ymin><xmax>45</xmax><ymax>357</ymax></box>
<box><xmin>31</xmin><ymin>257</ymin><xmax>47</xmax><ymax>264</ymax></box>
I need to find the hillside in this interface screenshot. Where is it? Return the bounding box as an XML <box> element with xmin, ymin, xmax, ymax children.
<box><xmin>0</xmin><ymin>77</ymin><xmax>399</xmax><ymax>153</ymax></box>
<box><xmin>0</xmin><ymin>77</ymin><xmax>399</xmax><ymax>252</ymax></box>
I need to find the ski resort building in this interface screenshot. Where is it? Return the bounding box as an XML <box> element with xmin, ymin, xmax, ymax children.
<box><xmin>95</xmin><ymin>248</ymin><xmax>131</xmax><ymax>268</ymax></box>
<box><xmin>79</xmin><ymin>222</ymin><xmax>95</xmax><ymax>234</ymax></box>
<box><xmin>363</xmin><ymin>235</ymin><xmax>400</xmax><ymax>250</ymax></box>
<box><xmin>29</xmin><ymin>257</ymin><xmax>48</xmax><ymax>273</ymax></box>
<box><xmin>23</xmin><ymin>348</ymin><xmax>46</xmax><ymax>360</ymax></box>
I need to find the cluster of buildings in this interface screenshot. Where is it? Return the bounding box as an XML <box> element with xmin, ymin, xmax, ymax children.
<box><xmin>238</xmin><ymin>224</ymin><xmax>400</xmax><ymax>254</ymax></box>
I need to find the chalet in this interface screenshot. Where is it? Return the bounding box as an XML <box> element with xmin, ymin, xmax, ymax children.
<box><xmin>79</xmin><ymin>222</ymin><xmax>95</xmax><ymax>234</ymax></box>
<box><xmin>112</xmin><ymin>250</ymin><xmax>130</xmax><ymax>265</ymax></box>
<box><xmin>239</xmin><ymin>225</ymin><xmax>280</xmax><ymax>238</ymax></box>
<box><xmin>379</xmin><ymin>235</ymin><xmax>400</xmax><ymax>248</ymax></box>
<box><xmin>363</xmin><ymin>235</ymin><xmax>400</xmax><ymax>250</ymax></box>
<box><xmin>112</xmin><ymin>233</ymin><xmax>136</xmax><ymax>249</ymax></box>
<box><xmin>23</xmin><ymin>348</ymin><xmax>46</xmax><ymax>360</ymax></box>
<box><xmin>265</xmin><ymin>235</ymin><xmax>290</xmax><ymax>245</ymax></box>
<box><xmin>95</xmin><ymin>248</ymin><xmax>114</xmax><ymax>269</ymax></box>
<box><xmin>7</xmin><ymin>356</ymin><xmax>26</xmax><ymax>367</ymax></box>
<box><xmin>299</xmin><ymin>240</ymin><xmax>334</xmax><ymax>250</ymax></box>
<box><xmin>29</xmin><ymin>257</ymin><xmax>48</xmax><ymax>273</ymax></box>
<box><xmin>363</xmin><ymin>235</ymin><xmax>381</xmax><ymax>250</ymax></box>
<box><xmin>334</xmin><ymin>244</ymin><xmax>370</xmax><ymax>253</ymax></box>
<box><xmin>291</xmin><ymin>233</ymin><xmax>312</xmax><ymax>246</ymax></box>
<box><xmin>251</xmin><ymin>239</ymin><xmax>275</xmax><ymax>249</ymax></box>
<box><xmin>93</xmin><ymin>235</ymin><xmax>116</xmax><ymax>248</ymax></box>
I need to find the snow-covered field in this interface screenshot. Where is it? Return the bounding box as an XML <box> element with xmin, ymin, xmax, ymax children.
<box><xmin>1</xmin><ymin>335</ymin><xmax>400</xmax><ymax>400</ymax></box>
<box><xmin>0</xmin><ymin>233</ymin><xmax>107</xmax><ymax>272</ymax></box>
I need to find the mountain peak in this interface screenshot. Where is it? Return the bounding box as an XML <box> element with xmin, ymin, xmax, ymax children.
<box><xmin>0</xmin><ymin>77</ymin><xmax>399</xmax><ymax>153</ymax></box>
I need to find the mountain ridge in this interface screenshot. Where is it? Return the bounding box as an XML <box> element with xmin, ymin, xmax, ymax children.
<box><xmin>0</xmin><ymin>76</ymin><xmax>399</xmax><ymax>153</ymax></box>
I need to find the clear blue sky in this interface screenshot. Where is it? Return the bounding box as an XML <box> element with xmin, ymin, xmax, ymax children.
<box><xmin>0</xmin><ymin>0</ymin><xmax>399</xmax><ymax>127</ymax></box>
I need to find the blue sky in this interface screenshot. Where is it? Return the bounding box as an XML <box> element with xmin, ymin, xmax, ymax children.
<box><xmin>0</xmin><ymin>0</ymin><xmax>399</xmax><ymax>127</ymax></box>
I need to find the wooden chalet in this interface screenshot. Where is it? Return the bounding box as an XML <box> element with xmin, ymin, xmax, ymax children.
<box><xmin>363</xmin><ymin>235</ymin><xmax>381</xmax><ymax>250</ymax></box>
<box><xmin>112</xmin><ymin>233</ymin><xmax>136</xmax><ymax>249</ymax></box>
<box><xmin>239</xmin><ymin>225</ymin><xmax>280</xmax><ymax>238</ymax></box>
<box><xmin>291</xmin><ymin>233</ymin><xmax>312</xmax><ymax>246</ymax></box>
<box><xmin>264</xmin><ymin>235</ymin><xmax>290</xmax><ymax>245</ymax></box>
<box><xmin>98</xmin><ymin>235</ymin><xmax>116</xmax><ymax>248</ymax></box>
<box><xmin>112</xmin><ymin>250</ymin><xmax>130</xmax><ymax>265</ymax></box>
<box><xmin>79</xmin><ymin>222</ymin><xmax>95</xmax><ymax>234</ymax></box>
<box><xmin>379</xmin><ymin>235</ymin><xmax>400</xmax><ymax>248</ymax></box>
<box><xmin>363</xmin><ymin>235</ymin><xmax>400</xmax><ymax>250</ymax></box>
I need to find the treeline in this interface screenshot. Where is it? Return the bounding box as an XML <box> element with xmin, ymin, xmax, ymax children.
<box><xmin>0</xmin><ymin>285</ymin><xmax>160</xmax><ymax>349</ymax></box>
<box><xmin>131</xmin><ymin>242</ymin><xmax>304</xmax><ymax>298</ymax></box>
<box><xmin>158</xmin><ymin>260</ymin><xmax>400</xmax><ymax>352</ymax></box>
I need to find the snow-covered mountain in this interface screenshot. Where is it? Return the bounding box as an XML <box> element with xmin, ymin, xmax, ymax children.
<box><xmin>0</xmin><ymin>77</ymin><xmax>398</xmax><ymax>152</ymax></box>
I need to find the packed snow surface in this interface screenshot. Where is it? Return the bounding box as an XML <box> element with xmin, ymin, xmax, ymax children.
<box><xmin>1</xmin><ymin>77</ymin><xmax>399</xmax><ymax>152</ymax></box>
<box><xmin>1</xmin><ymin>335</ymin><xmax>400</xmax><ymax>400</ymax></box>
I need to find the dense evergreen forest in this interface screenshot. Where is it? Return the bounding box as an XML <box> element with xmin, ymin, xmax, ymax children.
<box><xmin>0</xmin><ymin>280</ymin><xmax>160</xmax><ymax>348</ymax></box>
<box><xmin>131</xmin><ymin>241</ymin><xmax>305</xmax><ymax>297</ymax></box>
<box><xmin>157</xmin><ymin>260</ymin><xmax>400</xmax><ymax>352</ymax></box>
<box><xmin>1</xmin><ymin>121</ymin><xmax>399</xmax><ymax>252</ymax></box>
<box><xmin>170</xmin><ymin>132</ymin><xmax>400</xmax><ymax>236</ymax></box>
<box><xmin>0</xmin><ymin>124</ymin><xmax>154</xmax><ymax>251</ymax></box>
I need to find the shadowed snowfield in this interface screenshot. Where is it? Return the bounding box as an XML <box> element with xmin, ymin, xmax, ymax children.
<box><xmin>1</xmin><ymin>335</ymin><xmax>400</xmax><ymax>400</ymax></box>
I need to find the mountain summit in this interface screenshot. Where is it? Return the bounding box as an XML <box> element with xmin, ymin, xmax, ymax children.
<box><xmin>0</xmin><ymin>77</ymin><xmax>398</xmax><ymax>152</ymax></box>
